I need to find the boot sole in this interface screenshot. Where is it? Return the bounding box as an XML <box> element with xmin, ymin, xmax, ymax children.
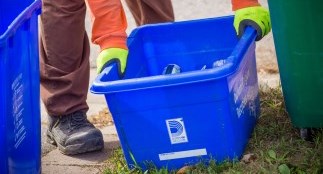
<box><xmin>47</xmin><ymin>131</ymin><xmax>104</xmax><ymax>155</ymax></box>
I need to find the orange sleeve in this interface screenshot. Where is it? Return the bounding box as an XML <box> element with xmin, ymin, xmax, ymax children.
<box><xmin>231</xmin><ymin>0</ymin><xmax>260</xmax><ymax>11</ymax></box>
<box><xmin>86</xmin><ymin>0</ymin><xmax>128</xmax><ymax>51</ymax></box>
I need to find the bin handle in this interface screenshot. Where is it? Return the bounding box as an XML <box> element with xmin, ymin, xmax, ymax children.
<box><xmin>227</xmin><ymin>26</ymin><xmax>257</xmax><ymax>65</ymax></box>
<box><xmin>247</xmin><ymin>27</ymin><xmax>258</xmax><ymax>41</ymax></box>
<box><xmin>92</xmin><ymin>62</ymin><xmax>120</xmax><ymax>88</ymax></box>
<box><xmin>0</xmin><ymin>0</ymin><xmax>41</xmax><ymax>43</ymax></box>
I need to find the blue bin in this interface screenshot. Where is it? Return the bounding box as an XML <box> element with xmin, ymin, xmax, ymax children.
<box><xmin>0</xmin><ymin>0</ymin><xmax>41</xmax><ymax>173</ymax></box>
<box><xmin>91</xmin><ymin>16</ymin><xmax>259</xmax><ymax>170</ymax></box>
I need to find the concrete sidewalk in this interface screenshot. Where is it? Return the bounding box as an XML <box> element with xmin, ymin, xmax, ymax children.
<box><xmin>41</xmin><ymin>0</ymin><xmax>279</xmax><ymax>173</ymax></box>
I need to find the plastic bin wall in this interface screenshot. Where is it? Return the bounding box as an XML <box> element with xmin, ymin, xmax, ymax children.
<box><xmin>0</xmin><ymin>0</ymin><xmax>41</xmax><ymax>173</ymax></box>
<box><xmin>91</xmin><ymin>16</ymin><xmax>259</xmax><ymax>170</ymax></box>
<box><xmin>268</xmin><ymin>0</ymin><xmax>323</xmax><ymax>128</ymax></box>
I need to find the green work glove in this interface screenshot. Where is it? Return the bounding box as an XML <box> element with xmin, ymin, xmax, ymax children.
<box><xmin>234</xmin><ymin>6</ymin><xmax>271</xmax><ymax>41</ymax></box>
<box><xmin>96</xmin><ymin>48</ymin><xmax>128</xmax><ymax>76</ymax></box>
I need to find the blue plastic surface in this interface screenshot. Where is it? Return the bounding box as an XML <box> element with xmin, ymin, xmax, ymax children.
<box><xmin>0</xmin><ymin>0</ymin><xmax>41</xmax><ymax>173</ymax></box>
<box><xmin>91</xmin><ymin>16</ymin><xmax>259</xmax><ymax>170</ymax></box>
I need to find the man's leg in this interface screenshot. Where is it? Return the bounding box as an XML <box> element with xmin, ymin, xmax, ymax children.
<box><xmin>125</xmin><ymin>0</ymin><xmax>175</xmax><ymax>26</ymax></box>
<box><xmin>40</xmin><ymin>0</ymin><xmax>103</xmax><ymax>155</ymax></box>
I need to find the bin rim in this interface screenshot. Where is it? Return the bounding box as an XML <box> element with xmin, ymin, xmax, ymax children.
<box><xmin>0</xmin><ymin>0</ymin><xmax>41</xmax><ymax>47</ymax></box>
<box><xmin>91</xmin><ymin>25</ymin><xmax>256</xmax><ymax>94</ymax></box>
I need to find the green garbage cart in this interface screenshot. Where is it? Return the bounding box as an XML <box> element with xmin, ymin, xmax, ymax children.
<box><xmin>268</xmin><ymin>0</ymin><xmax>323</xmax><ymax>139</ymax></box>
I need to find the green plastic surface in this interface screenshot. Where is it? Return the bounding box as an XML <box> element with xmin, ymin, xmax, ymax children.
<box><xmin>268</xmin><ymin>0</ymin><xmax>323</xmax><ymax>127</ymax></box>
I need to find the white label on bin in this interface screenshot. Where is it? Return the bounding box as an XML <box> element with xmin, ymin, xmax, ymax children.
<box><xmin>11</xmin><ymin>73</ymin><xmax>26</xmax><ymax>149</ymax></box>
<box><xmin>159</xmin><ymin>148</ymin><xmax>207</xmax><ymax>161</ymax></box>
<box><xmin>166</xmin><ymin>118</ymin><xmax>188</xmax><ymax>144</ymax></box>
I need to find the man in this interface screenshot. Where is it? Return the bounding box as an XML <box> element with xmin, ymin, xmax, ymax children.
<box><xmin>40</xmin><ymin>0</ymin><xmax>270</xmax><ymax>155</ymax></box>
<box><xmin>41</xmin><ymin>0</ymin><xmax>174</xmax><ymax>155</ymax></box>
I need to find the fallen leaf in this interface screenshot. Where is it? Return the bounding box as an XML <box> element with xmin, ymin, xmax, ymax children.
<box><xmin>241</xmin><ymin>153</ymin><xmax>257</xmax><ymax>164</ymax></box>
<box><xmin>88</xmin><ymin>107</ymin><xmax>114</xmax><ymax>128</ymax></box>
<box><xmin>176</xmin><ymin>166</ymin><xmax>191</xmax><ymax>174</ymax></box>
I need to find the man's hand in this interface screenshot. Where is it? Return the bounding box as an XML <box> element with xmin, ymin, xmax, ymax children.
<box><xmin>234</xmin><ymin>6</ymin><xmax>271</xmax><ymax>41</ymax></box>
<box><xmin>96</xmin><ymin>48</ymin><xmax>128</xmax><ymax>77</ymax></box>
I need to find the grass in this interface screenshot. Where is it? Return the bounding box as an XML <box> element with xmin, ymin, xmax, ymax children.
<box><xmin>102</xmin><ymin>87</ymin><xmax>323</xmax><ymax>174</ymax></box>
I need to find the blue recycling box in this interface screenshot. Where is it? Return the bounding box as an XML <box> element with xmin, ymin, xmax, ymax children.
<box><xmin>0</xmin><ymin>0</ymin><xmax>41</xmax><ymax>173</ymax></box>
<box><xmin>91</xmin><ymin>16</ymin><xmax>260</xmax><ymax>170</ymax></box>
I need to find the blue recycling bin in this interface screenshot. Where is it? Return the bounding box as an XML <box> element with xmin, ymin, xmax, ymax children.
<box><xmin>91</xmin><ymin>16</ymin><xmax>259</xmax><ymax>170</ymax></box>
<box><xmin>0</xmin><ymin>0</ymin><xmax>41</xmax><ymax>173</ymax></box>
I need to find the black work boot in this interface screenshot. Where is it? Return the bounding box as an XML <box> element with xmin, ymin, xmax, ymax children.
<box><xmin>47</xmin><ymin>111</ymin><xmax>104</xmax><ymax>155</ymax></box>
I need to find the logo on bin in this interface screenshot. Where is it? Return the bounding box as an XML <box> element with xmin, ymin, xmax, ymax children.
<box><xmin>166</xmin><ymin>118</ymin><xmax>188</xmax><ymax>144</ymax></box>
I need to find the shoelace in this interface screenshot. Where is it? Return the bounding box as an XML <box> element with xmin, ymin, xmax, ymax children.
<box><xmin>69</xmin><ymin>112</ymin><xmax>91</xmax><ymax>130</ymax></box>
